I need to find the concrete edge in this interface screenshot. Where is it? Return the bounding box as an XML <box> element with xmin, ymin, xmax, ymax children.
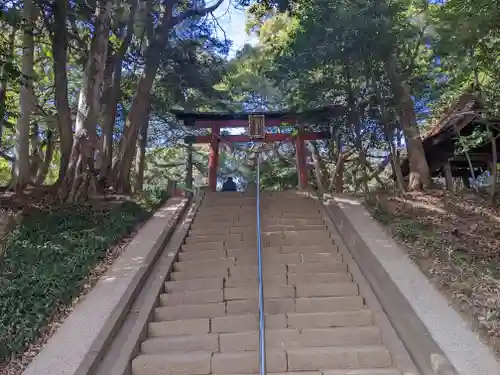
<box><xmin>76</xmin><ymin>196</ymin><xmax>192</xmax><ymax>375</ymax></box>
<box><xmin>320</xmin><ymin>206</ymin><xmax>420</xmax><ymax>375</ymax></box>
<box><xmin>325</xmin><ymin>194</ymin><xmax>500</xmax><ymax>375</ymax></box>
<box><xmin>22</xmin><ymin>196</ymin><xmax>191</xmax><ymax>375</ymax></box>
<box><xmin>318</xmin><ymin>194</ymin><xmax>460</xmax><ymax>375</ymax></box>
<box><xmin>93</xmin><ymin>192</ymin><xmax>204</xmax><ymax>375</ymax></box>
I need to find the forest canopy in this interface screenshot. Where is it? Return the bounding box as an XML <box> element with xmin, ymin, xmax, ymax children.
<box><xmin>0</xmin><ymin>0</ymin><xmax>498</xmax><ymax>199</ymax></box>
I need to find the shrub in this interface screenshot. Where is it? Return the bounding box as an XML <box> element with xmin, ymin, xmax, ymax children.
<box><xmin>0</xmin><ymin>201</ymin><xmax>151</xmax><ymax>361</ymax></box>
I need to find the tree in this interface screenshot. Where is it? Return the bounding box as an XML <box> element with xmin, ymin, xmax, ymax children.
<box><xmin>11</xmin><ymin>0</ymin><xmax>35</xmax><ymax>191</ymax></box>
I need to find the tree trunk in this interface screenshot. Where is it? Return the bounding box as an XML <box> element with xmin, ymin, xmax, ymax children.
<box><xmin>345</xmin><ymin>65</ymin><xmax>368</xmax><ymax>195</ymax></box>
<box><xmin>385</xmin><ymin>53</ymin><xmax>430</xmax><ymax>190</ymax></box>
<box><xmin>96</xmin><ymin>53</ymin><xmax>115</xmax><ymax>174</ymax></box>
<box><xmin>0</xmin><ymin>28</ymin><xmax>15</xmax><ymax>148</ymax></box>
<box><xmin>52</xmin><ymin>0</ymin><xmax>73</xmax><ymax>184</ymax></box>
<box><xmin>371</xmin><ymin>66</ymin><xmax>406</xmax><ymax>192</ymax></box>
<box><xmin>186</xmin><ymin>142</ymin><xmax>193</xmax><ymax>193</ymax></box>
<box><xmin>99</xmin><ymin>0</ymin><xmax>139</xmax><ymax>184</ymax></box>
<box><xmin>58</xmin><ymin>1</ymin><xmax>112</xmax><ymax>202</ymax></box>
<box><xmin>328</xmin><ymin>136</ymin><xmax>351</xmax><ymax>194</ymax></box>
<box><xmin>487</xmin><ymin>125</ymin><xmax>497</xmax><ymax>201</ymax></box>
<box><xmin>308</xmin><ymin>141</ymin><xmax>325</xmax><ymax>194</ymax></box>
<box><xmin>29</xmin><ymin>122</ymin><xmax>42</xmax><ymax>179</ymax></box>
<box><xmin>111</xmin><ymin>0</ymin><xmax>225</xmax><ymax>192</ymax></box>
<box><xmin>454</xmin><ymin>127</ymin><xmax>478</xmax><ymax>192</ymax></box>
<box><xmin>391</xmin><ymin>150</ymin><xmax>406</xmax><ymax>192</ymax></box>
<box><xmin>111</xmin><ymin>50</ymin><xmax>163</xmax><ymax>193</ymax></box>
<box><xmin>355</xmin><ymin>154</ymin><xmax>391</xmax><ymax>189</ymax></box>
<box><xmin>35</xmin><ymin>130</ymin><xmax>54</xmax><ymax>185</ymax></box>
<box><xmin>134</xmin><ymin>120</ymin><xmax>148</xmax><ymax>193</ymax></box>
<box><xmin>443</xmin><ymin>161</ymin><xmax>453</xmax><ymax>191</ymax></box>
<box><xmin>11</xmin><ymin>0</ymin><xmax>35</xmax><ymax>192</ymax></box>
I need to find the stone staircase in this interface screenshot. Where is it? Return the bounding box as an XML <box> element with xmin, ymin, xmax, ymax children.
<box><xmin>131</xmin><ymin>191</ymin><xmax>403</xmax><ymax>375</ymax></box>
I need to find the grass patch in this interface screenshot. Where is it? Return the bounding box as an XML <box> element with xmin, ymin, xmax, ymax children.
<box><xmin>0</xmin><ymin>199</ymin><xmax>157</xmax><ymax>362</ymax></box>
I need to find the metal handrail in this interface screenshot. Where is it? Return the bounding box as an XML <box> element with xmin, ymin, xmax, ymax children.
<box><xmin>256</xmin><ymin>151</ymin><xmax>266</xmax><ymax>375</ymax></box>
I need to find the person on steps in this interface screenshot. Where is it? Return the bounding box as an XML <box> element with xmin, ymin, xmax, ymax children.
<box><xmin>222</xmin><ymin>177</ymin><xmax>237</xmax><ymax>192</ymax></box>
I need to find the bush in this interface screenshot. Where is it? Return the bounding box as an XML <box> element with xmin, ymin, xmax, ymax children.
<box><xmin>140</xmin><ymin>186</ymin><xmax>171</xmax><ymax>208</ymax></box>
<box><xmin>0</xmin><ymin>201</ymin><xmax>151</xmax><ymax>361</ymax></box>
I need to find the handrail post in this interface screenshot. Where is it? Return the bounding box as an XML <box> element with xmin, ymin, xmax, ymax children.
<box><xmin>256</xmin><ymin>151</ymin><xmax>266</xmax><ymax>375</ymax></box>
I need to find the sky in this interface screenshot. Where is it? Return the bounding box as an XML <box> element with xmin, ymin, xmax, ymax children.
<box><xmin>211</xmin><ymin>0</ymin><xmax>259</xmax><ymax>134</ymax></box>
<box><xmin>211</xmin><ymin>0</ymin><xmax>259</xmax><ymax>58</ymax></box>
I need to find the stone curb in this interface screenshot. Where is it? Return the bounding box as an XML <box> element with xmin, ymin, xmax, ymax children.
<box><xmin>93</xmin><ymin>193</ymin><xmax>204</xmax><ymax>375</ymax></box>
<box><xmin>320</xmin><ymin>206</ymin><xmax>420</xmax><ymax>375</ymax></box>
<box><xmin>22</xmin><ymin>196</ymin><xmax>191</xmax><ymax>375</ymax></box>
<box><xmin>321</xmin><ymin>193</ymin><xmax>500</xmax><ymax>375</ymax></box>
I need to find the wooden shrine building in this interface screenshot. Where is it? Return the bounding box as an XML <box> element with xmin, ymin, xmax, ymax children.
<box><xmin>401</xmin><ymin>93</ymin><xmax>500</xmax><ymax>187</ymax></box>
<box><xmin>172</xmin><ymin>106</ymin><xmax>344</xmax><ymax>192</ymax></box>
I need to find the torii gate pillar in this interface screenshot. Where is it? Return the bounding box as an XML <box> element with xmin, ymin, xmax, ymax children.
<box><xmin>295</xmin><ymin>127</ymin><xmax>308</xmax><ymax>190</ymax></box>
<box><xmin>208</xmin><ymin>125</ymin><xmax>220</xmax><ymax>192</ymax></box>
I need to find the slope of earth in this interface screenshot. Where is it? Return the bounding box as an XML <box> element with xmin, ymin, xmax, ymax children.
<box><xmin>0</xmin><ymin>189</ymin><xmax>170</xmax><ymax>375</ymax></box>
<box><xmin>365</xmin><ymin>189</ymin><xmax>500</xmax><ymax>357</ymax></box>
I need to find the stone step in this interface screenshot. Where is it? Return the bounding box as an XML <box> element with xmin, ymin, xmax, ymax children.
<box><xmin>132</xmin><ymin>352</ymin><xmax>211</xmax><ymax>375</ymax></box>
<box><xmin>287</xmin><ymin>346</ymin><xmax>392</xmax><ymax>370</ymax></box>
<box><xmin>295</xmin><ymin>296</ymin><xmax>364</xmax><ymax>312</ymax></box>
<box><xmin>295</xmin><ymin>283</ymin><xmax>359</xmax><ymax>298</ymax></box>
<box><xmin>148</xmin><ymin>318</ymin><xmax>210</xmax><ymax>337</ymax></box>
<box><xmin>212</xmin><ymin>350</ymin><xmax>287</xmax><ymax>374</ymax></box>
<box><xmin>178</xmin><ymin>249</ymin><xmax>227</xmax><ymax>261</ymax></box>
<box><xmin>224</xmin><ymin>285</ymin><xmax>295</xmax><ymax>300</ymax></box>
<box><xmin>159</xmin><ymin>289</ymin><xmax>224</xmax><ymax>306</ymax></box>
<box><xmin>275</xmin><ymin>212</ymin><xmax>322</xmax><ymax>218</ymax></box>
<box><xmin>264</xmin><ymin>224</ymin><xmax>327</xmax><ymax>231</ymax></box>
<box><xmin>279</xmin><ymin>230</ymin><xmax>331</xmax><ymax>239</ymax></box>
<box><xmin>267</xmin><ymin>237</ymin><xmax>333</xmax><ymax>247</ymax></box>
<box><xmin>225</xmin><ymin>274</ymin><xmax>287</xmax><ymax>287</ymax></box>
<box><xmin>194</xmin><ymin>214</ymin><xmax>255</xmax><ymax>221</ymax></box>
<box><xmin>182</xmin><ymin>242</ymin><xmax>224</xmax><ymax>252</ymax></box>
<box><xmin>219</xmin><ymin>329</ymin><xmax>300</xmax><ymax>351</ymax></box>
<box><xmin>211</xmin><ymin>313</ymin><xmax>287</xmax><ymax>333</ymax></box>
<box><xmin>170</xmin><ymin>267</ymin><xmax>229</xmax><ymax>280</ymax></box>
<box><xmin>322</xmin><ymin>369</ymin><xmax>402</xmax><ymax>375</ymax></box>
<box><xmin>288</xmin><ymin>262</ymin><xmax>347</xmax><ymax>274</ymax></box>
<box><xmin>186</xmin><ymin>233</ymin><xmax>243</xmax><ymax>244</ymax></box>
<box><xmin>189</xmin><ymin>226</ymin><xmax>255</xmax><ymax>236</ymax></box>
<box><xmin>155</xmin><ymin>302</ymin><xmax>226</xmax><ymax>321</ymax></box>
<box><xmin>299</xmin><ymin>327</ymin><xmax>381</xmax><ymax>347</ymax></box>
<box><xmin>261</xmin><ymin>218</ymin><xmax>325</xmax><ymax>226</ymax></box>
<box><xmin>131</xmin><ymin>194</ymin><xmax>405</xmax><ymax>375</ymax></box>
<box><xmin>219</xmin><ymin>326</ymin><xmax>381</xmax><ymax>352</ymax></box>
<box><xmin>286</xmin><ymin>310</ymin><xmax>374</xmax><ymax>328</ymax></box>
<box><xmin>301</xmin><ymin>252</ymin><xmax>342</xmax><ymax>263</ymax></box>
<box><xmin>233</xmin><ymin>253</ymin><xmax>302</xmax><ymax>266</ymax></box>
<box><xmin>165</xmin><ymin>278</ymin><xmax>224</xmax><ymax>293</ymax></box>
<box><xmin>276</xmin><ymin>245</ymin><xmax>339</xmax><ymax>254</ymax></box>
<box><xmin>174</xmin><ymin>258</ymin><xmax>235</xmax><ymax>272</ymax></box>
<box><xmin>141</xmin><ymin>334</ymin><xmax>219</xmax><ymax>353</ymax></box>
<box><xmin>288</xmin><ymin>273</ymin><xmax>352</xmax><ymax>285</ymax></box>
<box><xmin>226</xmin><ymin>298</ymin><xmax>295</xmax><ymax>315</ymax></box>
<box><xmin>229</xmin><ymin>265</ymin><xmax>286</xmax><ymax>278</ymax></box>
<box><xmin>232</xmin><ymin>253</ymin><xmax>343</xmax><ymax>266</ymax></box>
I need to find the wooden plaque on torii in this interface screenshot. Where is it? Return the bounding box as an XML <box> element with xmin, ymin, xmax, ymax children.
<box><xmin>248</xmin><ymin>115</ymin><xmax>266</xmax><ymax>139</ymax></box>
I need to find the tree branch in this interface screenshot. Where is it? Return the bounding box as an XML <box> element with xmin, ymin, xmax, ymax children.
<box><xmin>172</xmin><ymin>0</ymin><xmax>225</xmax><ymax>26</ymax></box>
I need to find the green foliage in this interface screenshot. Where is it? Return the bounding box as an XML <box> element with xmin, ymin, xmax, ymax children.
<box><xmin>428</xmin><ymin>0</ymin><xmax>500</xmax><ymax>115</ymax></box>
<box><xmin>0</xmin><ymin>202</ymin><xmax>153</xmax><ymax>361</ymax></box>
<box><xmin>455</xmin><ymin>127</ymin><xmax>490</xmax><ymax>155</ymax></box>
<box><xmin>0</xmin><ymin>158</ymin><xmax>10</xmax><ymax>184</ymax></box>
<box><xmin>139</xmin><ymin>186</ymin><xmax>171</xmax><ymax>209</ymax></box>
<box><xmin>259</xmin><ymin>158</ymin><xmax>297</xmax><ymax>190</ymax></box>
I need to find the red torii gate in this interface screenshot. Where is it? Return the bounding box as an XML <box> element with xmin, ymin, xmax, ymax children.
<box><xmin>172</xmin><ymin>107</ymin><xmax>344</xmax><ymax>192</ymax></box>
